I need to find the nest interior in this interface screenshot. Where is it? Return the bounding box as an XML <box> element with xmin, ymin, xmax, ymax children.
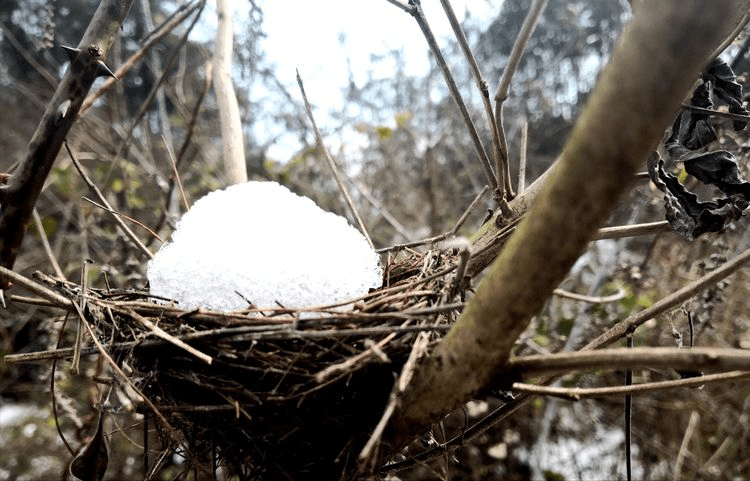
<box><xmin>59</xmin><ymin>248</ymin><xmax>465</xmax><ymax>480</ymax></box>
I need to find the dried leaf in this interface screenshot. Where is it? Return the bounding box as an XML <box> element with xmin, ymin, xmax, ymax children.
<box><xmin>649</xmin><ymin>157</ymin><xmax>745</xmax><ymax>240</ymax></box>
<box><xmin>652</xmin><ymin>59</ymin><xmax>749</xmax><ymax>240</ymax></box>
<box><xmin>69</xmin><ymin>412</ymin><xmax>108</xmax><ymax>481</ymax></box>
<box><xmin>702</xmin><ymin>58</ymin><xmax>749</xmax><ymax>131</ymax></box>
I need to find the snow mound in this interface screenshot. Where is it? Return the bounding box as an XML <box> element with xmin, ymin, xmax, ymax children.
<box><xmin>147</xmin><ymin>181</ymin><xmax>382</xmax><ymax>312</ymax></box>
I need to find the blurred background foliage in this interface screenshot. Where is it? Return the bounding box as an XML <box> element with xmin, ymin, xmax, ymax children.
<box><xmin>1</xmin><ymin>0</ymin><xmax>750</xmax><ymax>479</ymax></box>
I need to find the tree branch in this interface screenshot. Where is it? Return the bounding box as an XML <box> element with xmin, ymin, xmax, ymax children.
<box><xmin>508</xmin><ymin>347</ymin><xmax>750</xmax><ymax>377</ymax></box>
<box><xmin>512</xmin><ymin>370</ymin><xmax>750</xmax><ymax>400</ymax></box>
<box><xmin>379</xmin><ymin>0</ymin><xmax>747</xmax><ymax>457</ymax></box>
<box><xmin>0</xmin><ymin>0</ymin><xmax>134</xmax><ymax>289</ymax></box>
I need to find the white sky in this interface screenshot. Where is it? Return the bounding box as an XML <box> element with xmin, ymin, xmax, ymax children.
<box><xmin>207</xmin><ymin>0</ymin><xmax>502</xmax><ymax>160</ymax></box>
<box><xmin>260</xmin><ymin>0</ymin><xmax>498</xmax><ymax>99</ymax></box>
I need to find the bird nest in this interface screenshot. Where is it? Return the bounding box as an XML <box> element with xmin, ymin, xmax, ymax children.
<box><xmin>43</xmin><ymin>248</ymin><xmax>467</xmax><ymax>479</ymax></box>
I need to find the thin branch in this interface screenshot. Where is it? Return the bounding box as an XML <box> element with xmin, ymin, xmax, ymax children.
<box><xmin>104</xmin><ymin>3</ymin><xmax>204</xmax><ymax>188</ymax></box>
<box><xmin>377</xmin><ymin>185</ymin><xmax>489</xmax><ymax>253</ymax></box>
<box><xmin>358</xmin><ymin>331</ymin><xmax>430</xmax><ymax>473</ymax></box>
<box><xmin>439</xmin><ymin>0</ymin><xmax>505</xmax><ymax>199</ymax></box>
<box><xmin>596</xmin><ymin>220</ymin><xmax>669</xmax><ymax>239</ymax></box>
<box><xmin>32</xmin><ymin>208</ymin><xmax>66</xmax><ymax>280</ymax></box>
<box><xmin>0</xmin><ymin>266</ymin><xmax>74</xmax><ymax>309</ymax></box>
<box><xmin>708</xmin><ymin>7</ymin><xmax>750</xmax><ymax>60</ymax></box>
<box><xmin>409</xmin><ymin>242</ymin><xmax>750</xmax><ymax>466</ymax></box>
<box><xmin>511</xmin><ymin>371</ymin><xmax>750</xmax><ymax>400</ymax></box>
<box><xmin>552</xmin><ymin>287</ymin><xmax>626</xmax><ymax>303</ymax></box>
<box><xmin>162</xmin><ymin>135</ymin><xmax>189</xmax><ymax>211</ymax></box>
<box><xmin>81</xmin><ymin>198</ymin><xmax>163</xmax><ymax>244</ymax></box>
<box><xmin>493</xmin><ymin>0</ymin><xmax>548</xmax><ymax>200</ymax></box>
<box><xmin>673</xmin><ymin>410</ymin><xmax>701</xmax><ymax>481</ymax></box>
<box><xmin>296</xmin><ymin>71</ymin><xmax>374</xmax><ymax>249</ymax></box>
<box><xmin>393</xmin><ymin>0</ymin><xmax>499</xmax><ymax>195</ymax></box>
<box><xmin>518</xmin><ymin>122</ymin><xmax>528</xmax><ymax>194</ymax></box>
<box><xmin>66</xmin><ymin>143</ymin><xmax>155</xmax><ymax>258</ymax></box>
<box><xmin>451</xmin><ymin>185</ymin><xmax>489</xmax><ymax>235</ymax></box>
<box><xmin>384</xmin><ymin>0</ymin><xmax>412</xmax><ymax>13</ymax></box>
<box><xmin>124</xmin><ymin>308</ymin><xmax>213</xmax><ymax>364</ymax></box>
<box><xmin>354</xmin><ymin>181</ymin><xmax>412</xmax><ymax>242</ymax></box>
<box><xmin>585</xmin><ymin>245</ymin><xmax>750</xmax><ymax>350</ymax></box>
<box><xmin>681</xmin><ymin>103</ymin><xmax>750</xmax><ymax>123</ymax></box>
<box><xmin>508</xmin><ymin>347</ymin><xmax>750</xmax><ymax>376</ymax></box>
<box><xmin>0</xmin><ymin>0</ymin><xmax>133</xmax><ymax>289</ymax></box>
<box><xmin>0</xmin><ymin>22</ymin><xmax>58</xmax><ymax>88</ymax></box>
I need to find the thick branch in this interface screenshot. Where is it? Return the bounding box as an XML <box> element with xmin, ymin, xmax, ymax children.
<box><xmin>213</xmin><ymin>0</ymin><xmax>247</xmax><ymax>185</ymax></box>
<box><xmin>0</xmin><ymin>0</ymin><xmax>133</xmax><ymax>289</ymax></box>
<box><xmin>381</xmin><ymin>0</ymin><xmax>746</xmax><ymax>456</ymax></box>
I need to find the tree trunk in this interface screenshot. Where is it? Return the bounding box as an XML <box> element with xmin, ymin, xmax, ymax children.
<box><xmin>213</xmin><ymin>0</ymin><xmax>247</xmax><ymax>185</ymax></box>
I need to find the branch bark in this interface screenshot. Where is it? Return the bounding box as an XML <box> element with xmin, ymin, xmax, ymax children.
<box><xmin>0</xmin><ymin>0</ymin><xmax>133</xmax><ymax>289</ymax></box>
<box><xmin>380</xmin><ymin>0</ymin><xmax>749</xmax><ymax>456</ymax></box>
<box><xmin>213</xmin><ymin>0</ymin><xmax>247</xmax><ymax>185</ymax></box>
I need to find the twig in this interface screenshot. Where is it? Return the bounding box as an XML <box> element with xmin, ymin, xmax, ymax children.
<box><xmin>376</xmin><ymin>185</ymin><xmax>488</xmax><ymax>253</ymax></box>
<box><xmin>493</xmin><ymin>0</ymin><xmax>548</xmax><ymax>200</ymax></box>
<box><xmin>383</xmin><ymin>245</ymin><xmax>750</xmax><ymax>472</ymax></box>
<box><xmin>708</xmin><ymin>8</ymin><xmax>750</xmax><ymax>61</ymax></box>
<box><xmin>511</xmin><ymin>371</ymin><xmax>750</xmax><ymax>400</ymax></box>
<box><xmin>359</xmin><ymin>331</ymin><xmax>430</xmax><ymax>473</ymax></box>
<box><xmin>162</xmin><ymin>134</ymin><xmax>189</xmax><ymax>211</ymax></box>
<box><xmin>32</xmin><ymin>208</ymin><xmax>66</xmax><ymax>280</ymax></box>
<box><xmin>451</xmin><ymin>185</ymin><xmax>489</xmax><ymax>235</ymax></box>
<box><xmin>552</xmin><ymin>288</ymin><xmax>625</xmax><ymax>303</ymax></box>
<box><xmin>0</xmin><ymin>266</ymin><xmax>73</xmax><ymax>308</ymax></box>
<box><xmin>625</xmin><ymin>331</ymin><xmax>634</xmax><ymax>481</ymax></box>
<box><xmin>439</xmin><ymin>0</ymin><xmax>505</xmax><ymax>199</ymax></box>
<box><xmin>70</xmin><ymin>259</ymin><xmax>93</xmax><ymax>375</ymax></box>
<box><xmin>584</xmin><ymin>245</ymin><xmax>750</xmax><ymax>350</ymax></box>
<box><xmin>124</xmin><ymin>308</ymin><xmax>213</xmax><ymax>364</ymax></box>
<box><xmin>393</xmin><ymin>0</ymin><xmax>499</xmax><ymax>195</ymax></box>
<box><xmin>66</xmin><ymin>142</ymin><xmax>155</xmax><ymax>258</ymax></box>
<box><xmin>296</xmin><ymin>71</ymin><xmax>374</xmax><ymax>249</ymax></box>
<box><xmin>508</xmin><ymin>347</ymin><xmax>750</xmax><ymax>376</ymax></box>
<box><xmin>0</xmin><ymin>0</ymin><xmax>132</xmax><ymax>289</ymax></box>
<box><xmin>596</xmin><ymin>220</ymin><xmax>669</xmax><ymax>239</ymax></box>
<box><xmin>104</xmin><ymin>2</ymin><xmax>204</xmax><ymax>189</ymax></box>
<box><xmin>73</xmin><ymin>305</ymin><xmax>210</xmax><ymax>478</ymax></box>
<box><xmin>681</xmin><ymin>103</ymin><xmax>750</xmax><ymax>123</ymax></box>
<box><xmin>444</xmin><ymin>238</ymin><xmax>471</xmax><ymax>299</ymax></box>
<box><xmin>81</xmin><ymin>197</ymin><xmax>163</xmax><ymax>244</ymax></box>
<box><xmin>673</xmin><ymin>410</ymin><xmax>701</xmax><ymax>481</ymax></box>
<box><xmin>384</xmin><ymin>0</ymin><xmax>412</xmax><ymax>13</ymax></box>
<box><xmin>518</xmin><ymin>122</ymin><xmax>528</xmax><ymax>194</ymax></box>
<box><xmin>0</xmin><ymin>23</ymin><xmax>57</xmax><ymax>88</ymax></box>
<box><xmin>313</xmin><ymin>325</ymin><xmax>404</xmax><ymax>383</ymax></box>
<box><xmin>354</xmin><ymin>181</ymin><xmax>412</xmax><ymax>242</ymax></box>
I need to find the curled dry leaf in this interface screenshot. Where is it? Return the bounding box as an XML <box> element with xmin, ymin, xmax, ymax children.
<box><xmin>68</xmin><ymin>412</ymin><xmax>108</xmax><ymax>481</ymax></box>
<box><xmin>650</xmin><ymin>58</ymin><xmax>750</xmax><ymax>240</ymax></box>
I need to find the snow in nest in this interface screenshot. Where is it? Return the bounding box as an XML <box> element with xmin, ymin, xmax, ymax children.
<box><xmin>147</xmin><ymin>181</ymin><xmax>382</xmax><ymax>312</ymax></box>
